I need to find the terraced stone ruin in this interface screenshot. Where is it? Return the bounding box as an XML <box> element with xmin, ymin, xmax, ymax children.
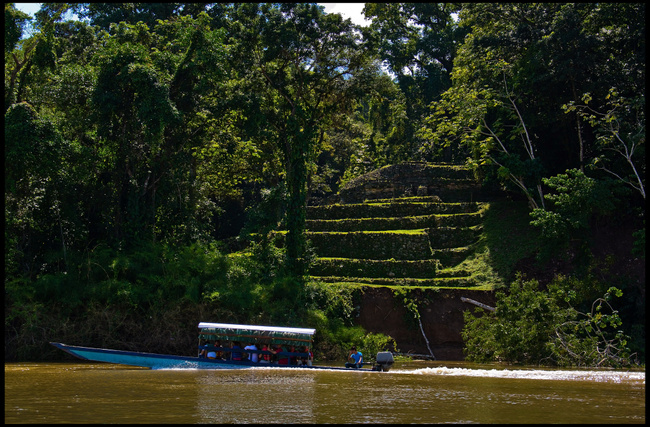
<box><xmin>307</xmin><ymin>162</ymin><xmax>491</xmax><ymax>289</ymax></box>
<box><xmin>305</xmin><ymin>162</ymin><xmax>499</xmax><ymax>359</ymax></box>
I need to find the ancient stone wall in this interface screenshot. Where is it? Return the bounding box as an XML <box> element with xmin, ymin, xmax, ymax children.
<box><xmin>306</xmin><ymin>162</ymin><xmax>500</xmax><ymax>359</ymax></box>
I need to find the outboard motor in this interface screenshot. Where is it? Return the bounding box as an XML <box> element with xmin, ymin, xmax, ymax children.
<box><xmin>373</xmin><ymin>352</ymin><xmax>394</xmax><ymax>372</ymax></box>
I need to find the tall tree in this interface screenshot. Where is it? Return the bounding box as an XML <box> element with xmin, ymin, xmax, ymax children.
<box><xmin>229</xmin><ymin>3</ymin><xmax>374</xmax><ymax>278</ymax></box>
<box><xmin>5</xmin><ymin>3</ymin><xmax>31</xmax><ymax>52</ymax></box>
<box><xmin>71</xmin><ymin>3</ymin><xmax>210</xmax><ymax>29</ymax></box>
<box><xmin>420</xmin><ymin>3</ymin><xmax>645</xmax><ymax>207</ymax></box>
<box><xmin>362</xmin><ymin>3</ymin><xmax>464</xmax><ymax>161</ymax></box>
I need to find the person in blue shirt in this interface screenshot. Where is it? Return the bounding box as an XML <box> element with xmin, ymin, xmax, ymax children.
<box><xmin>345</xmin><ymin>346</ymin><xmax>363</xmax><ymax>368</ymax></box>
<box><xmin>231</xmin><ymin>341</ymin><xmax>243</xmax><ymax>361</ymax></box>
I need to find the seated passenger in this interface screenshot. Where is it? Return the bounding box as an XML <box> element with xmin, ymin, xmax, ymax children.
<box><xmin>289</xmin><ymin>345</ymin><xmax>298</xmax><ymax>365</ymax></box>
<box><xmin>231</xmin><ymin>341</ymin><xmax>243</xmax><ymax>361</ymax></box>
<box><xmin>275</xmin><ymin>345</ymin><xmax>289</xmax><ymax>365</ymax></box>
<box><xmin>207</xmin><ymin>340</ymin><xmax>220</xmax><ymax>359</ymax></box>
<box><xmin>300</xmin><ymin>346</ymin><xmax>313</xmax><ymax>366</ymax></box>
<box><xmin>244</xmin><ymin>342</ymin><xmax>259</xmax><ymax>362</ymax></box>
<box><xmin>259</xmin><ymin>343</ymin><xmax>271</xmax><ymax>363</ymax></box>
<box><xmin>214</xmin><ymin>340</ymin><xmax>224</xmax><ymax>359</ymax></box>
<box><xmin>345</xmin><ymin>346</ymin><xmax>363</xmax><ymax>368</ymax></box>
<box><xmin>199</xmin><ymin>340</ymin><xmax>208</xmax><ymax>358</ymax></box>
<box><xmin>267</xmin><ymin>345</ymin><xmax>286</xmax><ymax>364</ymax></box>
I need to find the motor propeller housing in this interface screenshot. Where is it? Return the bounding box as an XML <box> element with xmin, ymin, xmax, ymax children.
<box><xmin>373</xmin><ymin>352</ymin><xmax>394</xmax><ymax>372</ymax></box>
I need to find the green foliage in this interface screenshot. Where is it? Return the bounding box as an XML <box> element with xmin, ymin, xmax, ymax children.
<box><xmin>462</xmin><ymin>274</ymin><xmax>638</xmax><ymax>367</ymax></box>
<box><xmin>227</xmin><ymin>3</ymin><xmax>379</xmax><ymax>278</ymax></box>
<box><xmin>479</xmin><ymin>201</ymin><xmax>540</xmax><ymax>282</ymax></box>
<box><xmin>362</xmin><ymin>3</ymin><xmax>464</xmax><ymax>161</ymax></box>
<box><xmin>73</xmin><ymin>3</ymin><xmax>188</xmax><ymax>30</ymax></box>
<box><xmin>420</xmin><ymin>3</ymin><xmax>645</xmax><ymax>207</ymax></box>
<box><xmin>361</xmin><ymin>332</ymin><xmax>398</xmax><ymax>358</ymax></box>
<box><xmin>5</xmin><ymin>102</ymin><xmax>64</xmax><ymax>192</ymax></box>
<box><xmin>5</xmin><ymin>3</ymin><xmax>31</xmax><ymax>52</ymax></box>
<box><xmin>547</xmin><ymin>286</ymin><xmax>637</xmax><ymax>367</ymax></box>
<box><xmin>564</xmin><ymin>89</ymin><xmax>645</xmax><ymax>200</ymax></box>
<box><xmin>530</xmin><ymin>169</ymin><xmax>622</xmax><ymax>258</ymax></box>
<box><xmin>392</xmin><ymin>287</ymin><xmax>422</xmax><ymax>329</ymax></box>
<box><xmin>303</xmin><ymin>283</ymin><xmax>396</xmax><ymax>361</ymax></box>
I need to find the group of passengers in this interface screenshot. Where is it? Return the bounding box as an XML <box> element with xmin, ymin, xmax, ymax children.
<box><xmin>199</xmin><ymin>340</ymin><xmax>313</xmax><ymax>366</ymax></box>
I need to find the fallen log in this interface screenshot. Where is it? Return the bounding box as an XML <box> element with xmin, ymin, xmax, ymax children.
<box><xmin>461</xmin><ymin>297</ymin><xmax>495</xmax><ymax>312</ymax></box>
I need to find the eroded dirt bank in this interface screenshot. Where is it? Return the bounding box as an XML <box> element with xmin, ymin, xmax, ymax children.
<box><xmin>357</xmin><ymin>287</ymin><xmax>496</xmax><ymax>360</ymax></box>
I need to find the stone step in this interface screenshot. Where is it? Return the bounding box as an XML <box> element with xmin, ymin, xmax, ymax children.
<box><xmin>349</xmin><ymin>179</ymin><xmax>484</xmax><ymax>204</ymax></box>
<box><xmin>427</xmin><ymin>226</ymin><xmax>483</xmax><ymax>249</ymax></box>
<box><xmin>370</xmin><ymin>196</ymin><xmax>444</xmax><ymax>203</ymax></box>
<box><xmin>431</xmin><ymin>246</ymin><xmax>475</xmax><ymax>267</ymax></box>
<box><xmin>301</xmin><ymin>163</ymin><xmax>494</xmax><ymax>289</ymax></box>
<box><xmin>338</xmin><ymin>163</ymin><xmax>483</xmax><ymax>204</ymax></box>
<box><xmin>310</xmin><ymin>257</ymin><xmax>441</xmax><ymax>278</ymax></box>
<box><xmin>306</xmin><ymin>230</ymin><xmax>433</xmax><ymax>260</ymax></box>
<box><xmin>303</xmin><ymin>227</ymin><xmax>481</xmax><ymax>260</ymax></box>
<box><xmin>306</xmin><ymin>212</ymin><xmax>483</xmax><ymax>232</ymax></box>
<box><xmin>310</xmin><ymin>275</ymin><xmax>477</xmax><ymax>288</ymax></box>
<box><xmin>311</xmin><ymin>257</ymin><xmax>472</xmax><ymax>279</ymax></box>
<box><xmin>307</xmin><ymin>201</ymin><xmax>482</xmax><ymax>220</ymax></box>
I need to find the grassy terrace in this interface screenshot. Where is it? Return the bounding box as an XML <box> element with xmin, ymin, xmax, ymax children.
<box><xmin>305</xmin><ymin>211</ymin><xmax>484</xmax><ymax>232</ymax></box>
<box><xmin>302</xmin><ymin>163</ymin><xmax>539</xmax><ymax>292</ymax></box>
<box><xmin>305</xmin><ymin>187</ymin><xmax>485</xmax><ymax>288</ymax></box>
<box><xmin>304</xmin><ymin>202</ymin><xmax>538</xmax><ymax>291</ymax></box>
<box><xmin>310</xmin><ymin>281</ymin><xmax>496</xmax><ymax>292</ymax></box>
<box><xmin>306</xmin><ymin>201</ymin><xmax>482</xmax><ymax>220</ymax></box>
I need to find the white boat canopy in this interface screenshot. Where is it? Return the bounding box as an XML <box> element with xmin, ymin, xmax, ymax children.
<box><xmin>198</xmin><ymin>322</ymin><xmax>316</xmax><ymax>346</ymax></box>
<box><xmin>198</xmin><ymin>323</ymin><xmax>315</xmax><ymax>335</ymax></box>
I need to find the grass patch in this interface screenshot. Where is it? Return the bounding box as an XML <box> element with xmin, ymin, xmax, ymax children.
<box><xmin>310</xmin><ymin>280</ymin><xmax>492</xmax><ymax>291</ymax></box>
<box><xmin>308</xmin><ymin>229</ymin><xmax>429</xmax><ymax>235</ymax></box>
<box><xmin>418</xmin><ymin>201</ymin><xmax>540</xmax><ymax>290</ymax></box>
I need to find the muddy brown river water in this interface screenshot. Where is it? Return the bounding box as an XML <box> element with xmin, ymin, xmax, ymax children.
<box><xmin>5</xmin><ymin>361</ymin><xmax>645</xmax><ymax>423</ymax></box>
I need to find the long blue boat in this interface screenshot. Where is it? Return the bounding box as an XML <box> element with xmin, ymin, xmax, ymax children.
<box><xmin>50</xmin><ymin>322</ymin><xmax>394</xmax><ymax>372</ymax></box>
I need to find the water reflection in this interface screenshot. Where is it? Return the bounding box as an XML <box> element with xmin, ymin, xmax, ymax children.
<box><xmin>195</xmin><ymin>369</ymin><xmax>316</xmax><ymax>423</ymax></box>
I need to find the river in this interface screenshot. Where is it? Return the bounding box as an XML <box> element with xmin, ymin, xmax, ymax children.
<box><xmin>5</xmin><ymin>361</ymin><xmax>644</xmax><ymax>423</ymax></box>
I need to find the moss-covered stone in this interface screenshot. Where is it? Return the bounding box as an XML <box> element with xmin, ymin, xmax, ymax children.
<box><xmin>311</xmin><ymin>275</ymin><xmax>477</xmax><ymax>288</ymax></box>
<box><xmin>426</xmin><ymin>226</ymin><xmax>482</xmax><ymax>249</ymax></box>
<box><xmin>311</xmin><ymin>258</ymin><xmax>440</xmax><ymax>278</ymax></box>
<box><xmin>307</xmin><ymin>201</ymin><xmax>482</xmax><ymax>220</ymax></box>
<box><xmin>305</xmin><ymin>162</ymin><xmax>502</xmax><ymax>291</ymax></box>
<box><xmin>305</xmin><ymin>211</ymin><xmax>484</xmax><ymax>232</ymax></box>
<box><xmin>307</xmin><ymin>230</ymin><xmax>433</xmax><ymax>260</ymax></box>
<box><xmin>338</xmin><ymin>162</ymin><xmax>483</xmax><ymax>203</ymax></box>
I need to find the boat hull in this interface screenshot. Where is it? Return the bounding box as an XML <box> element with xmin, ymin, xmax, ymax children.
<box><xmin>50</xmin><ymin>343</ymin><xmax>255</xmax><ymax>370</ymax></box>
<box><xmin>49</xmin><ymin>342</ymin><xmax>380</xmax><ymax>371</ymax></box>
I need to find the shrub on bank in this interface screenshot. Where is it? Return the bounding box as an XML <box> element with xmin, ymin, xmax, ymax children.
<box><xmin>5</xmin><ymin>239</ymin><xmax>397</xmax><ymax>362</ymax></box>
<box><xmin>461</xmin><ymin>274</ymin><xmax>640</xmax><ymax>367</ymax></box>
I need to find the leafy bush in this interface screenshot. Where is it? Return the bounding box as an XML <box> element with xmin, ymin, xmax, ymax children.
<box><xmin>530</xmin><ymin>169</ymin><xmax>622</xmax><ymax>259</ymax></box>
<box><xmin>546</xmin><ymin>286</ymin><xmax>638</xmax><ymax>367</ymax></box>
<box><xmin>462</xmin><ymin>274</ymin><xmax>638</xmax><ymax>367</ymax></box>
<box><xmin>362</xmin><ymin>332</ymin><xmax>398</xmax><ymax>357</ymax></box>
<box><xmin>302</xmin><ymin>281</ymin><xmax>383</xmax><ymax>360</ymax></box>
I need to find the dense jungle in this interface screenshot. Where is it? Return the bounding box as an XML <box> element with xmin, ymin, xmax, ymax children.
<box><xmin>5</xmin><ymin>3</ymin><xmax>645</xmax><ymax>366</ymax></box>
